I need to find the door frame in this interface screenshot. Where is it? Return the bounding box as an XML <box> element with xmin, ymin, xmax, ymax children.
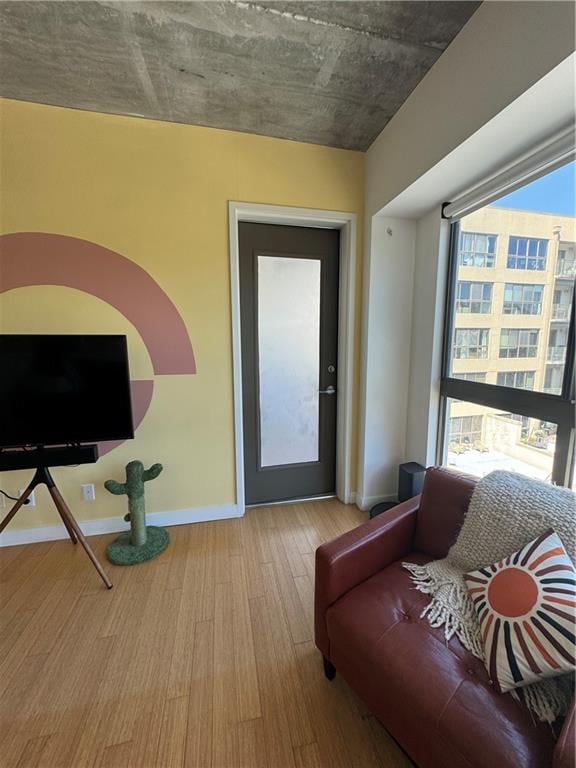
<box><xmin>229</xmin><ymin>201</ymin><xmax>357</xmax><ymax>514</ymax></box>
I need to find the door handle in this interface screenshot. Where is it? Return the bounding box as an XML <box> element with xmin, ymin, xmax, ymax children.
<box><xmin>318</xmin><ymin>385</ymin><xmax>336</xmax><ymax>395</ymax></box>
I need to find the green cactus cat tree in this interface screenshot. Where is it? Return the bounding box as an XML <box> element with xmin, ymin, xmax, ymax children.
<box><xmin>104</xmin><ymin>460</ymin><xmax>169</xmax><ymax>565</ymax></box>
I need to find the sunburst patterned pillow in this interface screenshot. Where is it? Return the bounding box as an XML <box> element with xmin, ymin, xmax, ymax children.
<box><xmin>464</xmin><ymin>529</ymin><xmax>576</xmax><ymax>693</ymax></box>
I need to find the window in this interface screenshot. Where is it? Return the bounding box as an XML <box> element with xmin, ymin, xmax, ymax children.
<box><xmin>556</xmin><ymin>243</ymin><xmax>576</xmax><ymax>279</ymax></box>
<box><xmin>499</xmin><ymin>329</ymin><xmax>539</xmax><ymax>358</ymax></box>
<box><xmin>544</xmin><ymin>366</ymin><xmax>563</xmax><ymax>395</ymax></box>
<box><xmin>449</xmin><ymin>415</ymin><xmax>483</xmax><ymax>446</ymax></box>
<box><xmin>548</xmin><ymin>326</ymin><xmax>569</xmax><ymax>363</ymax></box>
<box><xmin>458</xmin><ymin>232</ymin><xmax>497</xmax><ymax>267</ymax></box>
<box><xmin>507</xmin><ymin>237</ymin><xmax>548</xmax><ymax>270</ymax></box>
<box><xmin>456</xmin><ymin>281</ymin><xmax>492</xmax><ymax>313</ymax></box>
<box><xmin>440</xmin><ymin>158</ymin><xmax>575</xmax><ymax>486</ymax></box>
<box><xmin>552</xmin><ymin>286</ymin><xmax>572</xmax><ymax>320</ymax></box>
<box><xmin>502</xmin><ymin>283</ymin><xmax>543</xmax><ymax>315</ymax></box>
<box><xmin>453</xmin><ymin>329</ymin><xmax>489</xmax><ymax>359</ymax></box>
<box><xmin>454</xmin><ymin>372</ymin><xmax>487</xmax><ymax>382</ymax></box>
<box><xmin>497</xmin><ymin>413</ymin><xmax>532</xmax><ymax>440</ymax></box>
<box><xmin>496</xmin><ymin>371</ymin><xmax>535</xmax><ymax>390</ymax></box>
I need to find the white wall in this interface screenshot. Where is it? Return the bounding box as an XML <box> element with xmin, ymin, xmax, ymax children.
<box><xmin>357</xmin><ymin>216</ymin><xmax>415</xmax><ymax>508</ymax></box>
<box><xmin>366</xmin><ymin>1</ymin><xmax>576</xmax><ymax>216</ymax></box>
<box><xmin>405</xmin><ymin>209</ymin><xmax>450</xmax><ymax>466</ymax></box>
<box><xmin>357</xmin><ymin>1</ymin><xmax>576</xmax><ymax>506</ymax></box>
<box><xmin>377</xmin><ymin>55</ymin><xmax>576</xmax><ymax>220</ymax></box>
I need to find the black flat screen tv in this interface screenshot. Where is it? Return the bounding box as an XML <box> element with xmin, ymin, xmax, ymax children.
<box><xmin>0</xmin><ymin>334</ymin><xmax>134</xmax><ymax>448</ymax></box>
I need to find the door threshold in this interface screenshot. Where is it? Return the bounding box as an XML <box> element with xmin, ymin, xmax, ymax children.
<box><xmin>246</xmin><ymin>493</ymin><xmax>336</xmax><ymax>509</ymax></box>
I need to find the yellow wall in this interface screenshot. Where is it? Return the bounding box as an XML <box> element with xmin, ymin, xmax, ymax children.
<box><xmin>0</xmin><ymin>98</ymin><xmax>364</xmax><ymax>530</ymax></box>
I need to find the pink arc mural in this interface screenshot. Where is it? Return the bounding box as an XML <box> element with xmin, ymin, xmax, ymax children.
<box><xmin>0</xmin><ymin>232</ymin><xmax>196</xmax><ymax>454</ymax></box>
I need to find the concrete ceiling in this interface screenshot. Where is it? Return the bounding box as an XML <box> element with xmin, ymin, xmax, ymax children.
<box><xmin>0</xmin><ymin>1</ymin><xmax>481</xmax><ymax>151</ymax></box>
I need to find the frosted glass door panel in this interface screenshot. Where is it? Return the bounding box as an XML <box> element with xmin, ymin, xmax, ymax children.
<box><xmin>258</xmin><ymin>255</ymin><xmax>321</xmax><ymax>467</ymax></box>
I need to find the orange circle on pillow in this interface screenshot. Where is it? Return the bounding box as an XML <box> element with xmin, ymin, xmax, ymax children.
<box><xmin>487</xmin><ymin>567</ymin><xmax>539</xmax><ymax>617</ymax></box>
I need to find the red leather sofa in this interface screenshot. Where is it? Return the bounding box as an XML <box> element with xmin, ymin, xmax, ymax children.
<box><xmin>315</xmin><ymin>467</ymin><xmax>574</xmax><ymax>768</ymax></box>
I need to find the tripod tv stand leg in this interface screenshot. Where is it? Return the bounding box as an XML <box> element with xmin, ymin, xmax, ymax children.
<box><xmin>0</xmin><ymin>466</ymin><xmax>112</xmax><ymax>589</ymax></box>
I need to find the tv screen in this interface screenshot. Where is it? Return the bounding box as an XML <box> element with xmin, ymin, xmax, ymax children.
<box><xmin>0</xmin><ymin>334</ymin><xmax>134</xmax><ymax>448</ymax></box>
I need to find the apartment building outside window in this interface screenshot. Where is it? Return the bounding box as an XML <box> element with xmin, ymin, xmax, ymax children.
<box><xmin>458</xmin><ymin>232</ymin><xmax>496</xmax><ymax>267</ymax></box>
<box><xmin>548</xmin><ymin>326</ymin><xmax>569</xmax><ymax>363</ymax></box>
<box><xmin>448</xmin><ymin>415</ymin><xmax>483</xmax><ymax>446</ymax></box>
<box><xmin>553</xmin><ymin>286</ymin><xmax>572</xmax><ymax>319</ymax></box>
<box><xmin>453</xmin><ymin>328</ymin><xmax>489</xmax><ymax>359</ymax></box>
<box><xmin>544</xmin><ymin>366</ymin><xmax>563</xmax><ymax>396</ymax></box>
<box><xmin>499</xmin><ymin>329</ymin><xmax>539</xmax><ymax>358</ymax></box>
<box><xmin>496</xmin><ymin>371</ymin><xmax>535</xmax><ymax>390</ymax></box>
<box><xmin>440</xmin><ymin>157</ymin><xmax>575</xmax><ymax>487</ymax></box>
<box><xmin>497</xmin><ymin>413</ymin><xmax>532</xmax><ymax>440</ymax></box>
<box><xmin>502</xmin><ymin>283</ymin><xmax>543</xmax><ymax>314</ymax></box>
<box><xmin>507</xmin><ymin>236</ymin><xmax>548</xmax><ymax>270</ymax></box>
<box><xmin>556</xmin><ymin>243</ymin><xmax>576</xmax><ymax>278</ymax></box>
<box><xmin>454</xmin><ymin>372</ymin><xmax>487</xmax><ymax>382</ymax></box>
<box><xmin>456</xmin><ymin>281</ymin><xmax>492</xmax><ymax>313</ymax></box>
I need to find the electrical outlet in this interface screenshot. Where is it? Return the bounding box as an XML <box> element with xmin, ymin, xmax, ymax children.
<box><xmin>82</xmin><ymin>484</ymin><xmax>96</xmax><ymax>502</ymax></box>
<box><xmin>19</xmin><ymin>489</ymin><xmax>36</xmax><ymax>507</ymax></box>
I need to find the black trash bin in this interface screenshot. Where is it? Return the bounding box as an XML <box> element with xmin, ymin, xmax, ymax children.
<box><xmin>369</xmin><ymin>500</ymin><xmax>398</xmax><ymax>519</ymax></box>
<box><xmin>368</xmin><ymin>461</ymin><xmax>426</xmax><ymax>519</ymax></box>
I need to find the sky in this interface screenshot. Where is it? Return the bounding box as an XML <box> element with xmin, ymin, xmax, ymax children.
<box><xmin>490</xmin><ymin>160</ymin><xmax>575</xmax><ymax>216</ymax></box>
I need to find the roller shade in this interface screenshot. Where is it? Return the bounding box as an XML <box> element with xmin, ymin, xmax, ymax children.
<box><xmin>442</xmin><ymin>126</ymin><xmax>575</xmax><ymax>220</ymax></box>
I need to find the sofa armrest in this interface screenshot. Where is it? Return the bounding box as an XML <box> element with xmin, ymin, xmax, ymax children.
<box><xmin>314</xmin><ymin>496</ymin><xmax>419</xmax><ymax>658</ymax></box>
<box><xmin>553</xmin><ymin>698</ymin><xmax>575</xmax><ymax>768</ymax></box>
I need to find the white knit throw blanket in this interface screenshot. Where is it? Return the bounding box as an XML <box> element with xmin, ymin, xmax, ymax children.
<box><xmin>404</xmin><ymin>470</ymin><xmax>576</xmax><ymax>724</ymax></box>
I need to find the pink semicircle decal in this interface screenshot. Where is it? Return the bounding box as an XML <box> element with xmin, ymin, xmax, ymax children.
<box><xmin>0</xmin><ymin>232</ymin><xmax>196</xmax><ymax>375</ymax></box>
<box><xmin>98</xmin><ymin>380</ymin><xmax>154</xmax><ymax>456</ymax></box>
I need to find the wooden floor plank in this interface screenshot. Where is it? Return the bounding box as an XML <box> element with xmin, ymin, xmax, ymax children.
<box><xmin>260</xmin><ymin>562</ymin><xmax>315</xmax><ymax>749</ymax></box>
<box><xmin>184</xmin><ymin>619</ymin><xmax>214</xmax><ymax>768</ymax></box>
<box><xmin>212</xmin><ymin>581</ymin><xmax>240</xmax><ymax>767</ymax></box>
<box><xmin>267</xmin><ymin>534</ymin><xmax>311</xmax><ymax>645</ymax></box>
<box><xmin>236</xmin><ymin>717</ymin><xmax>268</xmax><ymax>768</ymax></box>
<box><xmin>0</xmin><ymin>498</ymin><xmax>412</xmax><ymax>768</ymax></box>
<box><xmin>0</xmin><ymin>574</ymin><xmax>90</xmax><ymax>698</ymax></box>
<box><xmin>94</xmin><ymin>739</ymin><xmax>134</xmax><ymax>768</ymax></box>
<box><xmin>294</xmin><ymin>742</ymin><xmax>323</xmax><ymax>768</ymax></box>
<box><xmin>294</xmin><ymin>641</ymin><xmax>356</xmax><ymax>768</ymax></box>
<box><xmin>293</xmin><ymin>573</ymin><xmax>315</xmax><ymax>637</ymax></box>
<box><xmin>156</xmin><ymin>695</ymin><xmax>189</xmax><ymax>768</ymax></box>
<box><xmin>249</xmin><ymin>594</ymin><xmax>298</xmax><ymax>768</ymax></box>
<box><xmin>230</xmin><ymin>555</ymin><xmax>262</xmax><ymax>722</ymax></box>
<box><xmin>14</xmin><ymin>735</ymin><xmax>51</xmax><ymax>768</ymax></box>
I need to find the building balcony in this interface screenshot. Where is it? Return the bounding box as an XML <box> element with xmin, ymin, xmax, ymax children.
<box><xmin>547</xmin><ymin>346</ymin><xmax>566</xmax><ymax>363</ymax></box>
<box><xmin>551</xmin><ymin>304</ymin><xmax>571</xmax><ymax>321</ymax></box>
<box><xmin>543</xmin><ymin>386</ymin><xmax>562</xmax><ymax>396</ymax></box>
<box><xmin>555</xmin><ymin>261</ymin><xmax>576</xmax><ymax>279</ymax></box>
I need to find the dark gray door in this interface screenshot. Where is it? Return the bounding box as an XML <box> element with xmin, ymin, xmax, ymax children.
<box><xmin>239</xmin><ymin>223</ymin><xmax>339</xmax><ymax>505</ymax></box>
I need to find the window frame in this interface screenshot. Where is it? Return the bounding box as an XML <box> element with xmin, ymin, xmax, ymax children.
<box><xmin>502</xmin><ymin>282</ymin><xmax>544</xmax><ymax>315</ymax></box>
<box><xmin>499</xmin><ymin>328</ymin><xmax>540</xmax><ymax>358</ymax></box>
<box><xmin>496</xmin><ymin>370</ymin><xmax>536</xmax><ymax>390</ymax></box>
<box><xmin>448</xmin><ymin>415</ymin><xmax>484</xmax><ymax>446</ymax></box>
<box><xmin>456</xmin><ymin>280</ymin><xmax>493</xmax><ymax>313</ymax></box>
<box><xmin>506</xmin><ymin>236</ymin><xmax>548</xmax><ymax>270</ymax></box>
<box><xmin>458</xmin><ymin>231</ymin><xmax>497</xmax><ymax>268</ymax></box>
<box><xmin>439</xmin><ymin>220</ymin><xmax>575</xmax><ymax>486</ymax></box>
<box><xmin>454</xmin><ymin>372</ymin><xmax>488</xmax><ymax>383</ymax></box>
<box><xmin>453</xmin><ymin>327</ymin><xmax>490</xmax><ymax>359</ymax></box>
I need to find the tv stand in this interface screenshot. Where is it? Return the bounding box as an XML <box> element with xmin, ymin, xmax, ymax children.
<box><xmin>0</xmin><ymin>465</ymin><xmax>112</xmax><ymax>589</ymax></box>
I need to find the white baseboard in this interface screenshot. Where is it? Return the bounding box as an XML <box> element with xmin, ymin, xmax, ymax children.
<box><xmin>0</xmin><ymin>503</ymin><xmax>242</xmax><ymax>547</ymax></box>
<box><xmin>356</xmin><ymin>493</ymin><xmax>397</xmax><ymax>512</ymax></box>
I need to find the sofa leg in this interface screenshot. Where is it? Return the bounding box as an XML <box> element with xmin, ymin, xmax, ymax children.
<box><xmin>323</xmin><ymin>656</ymin><xmax>336</xmax><ymax>681</ymax></box>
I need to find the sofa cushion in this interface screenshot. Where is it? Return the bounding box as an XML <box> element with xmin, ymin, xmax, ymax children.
<box><xmin>465</xmin><ymin>528</ymin><xmax>576</xmax><ymax>694</ymax></box>
<box><xmin>326</xmin><ymin>555</ymin><xmax>555</xmax><ymax>768</ymax></box>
